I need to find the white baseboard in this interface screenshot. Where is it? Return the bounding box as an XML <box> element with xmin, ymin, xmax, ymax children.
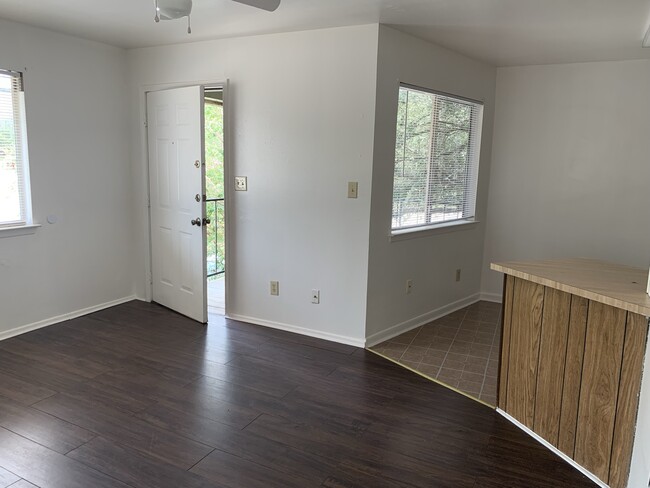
<box><xmin>225</xmin><ymin>313</ymin><xmax>366</xmax><ymax>348</ymax></box>
<box><xmin>364</xmin><ymin>293</ymin><xmax>481</xmax><ymax>348</ymax></box>
<box><xmin>479</xmin><ymin>291</ymin><xmax>502</xmax><ymax>303</ymax></box>
<box><xmin>496</xmin><ymin>409</ymin><xmax>608</xmax><ymax>488</ymax></box>
<box><xmin>0</xmin><ymin>295</ymin><xmax>138</xmax><ymax>342</ymax></box>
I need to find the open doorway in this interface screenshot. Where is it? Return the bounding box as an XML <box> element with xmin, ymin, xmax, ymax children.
<box><xmin>204</xmin><ymin>88</ymin><xmax>225</xmax><ymax>315</ymax></box>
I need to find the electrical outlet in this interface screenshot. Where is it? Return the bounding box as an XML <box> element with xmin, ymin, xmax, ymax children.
<box><xmin>235</xmin><ymin>176</ymin><xmax>248</xmax><ymax>191</ymax></box>
<box><xmin>406</xmin><ymin>279</ymin><xmax>413</xmax><ymax>294</ymax></box>
<box><xmin>347</xmin><ymin>181</ymin><xmax>358</xmax><ymax>199</ymax></box>
<box><xmin>456</xmin><ymin>269</ymin><xmax>461</xmax><ymax>282</ymax></box>
<box><xmin>270</xmin><ymin>281</ymin><xmax>279</xmax><ymax>296</ymax></box>
<box><xmin>311</xmin><ymin>289</ymin><xmax>320</xmax><ymax>304</ymax></box>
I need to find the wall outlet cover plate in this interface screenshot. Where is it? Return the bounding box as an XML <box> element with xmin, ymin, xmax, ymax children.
<box><xmin>270</xmin><ymin>280</ymin><xmax>279</xmax><ymax>296</ymax></box>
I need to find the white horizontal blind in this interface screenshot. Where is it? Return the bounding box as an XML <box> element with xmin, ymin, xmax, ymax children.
<box><xmin>392</xmin><ymin>85</ymin><xmax>483</xmax><ymax>231</ymax></box>
<box><xmin>0</xmin><ymin>69</ymin><xmax>28</xmax><ymax>227</ymax></box>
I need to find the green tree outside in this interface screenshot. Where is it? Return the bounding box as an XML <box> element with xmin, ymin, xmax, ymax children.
<box><xmin>205</xmin><ymin>101</ymin><xmax>225</xmax><ymax>277</ymax></box>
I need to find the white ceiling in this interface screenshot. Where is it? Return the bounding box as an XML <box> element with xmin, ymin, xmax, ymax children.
<box><xmin>0</xmin><ymin>0</ymin><xmax>649</xmax><ymax>66</ymax></box>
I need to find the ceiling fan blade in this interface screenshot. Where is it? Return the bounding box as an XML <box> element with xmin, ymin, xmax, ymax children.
<box><xmin>231</xmin><ymin>0</ymin><xmax>281</xmax><ymax>12</ymax></box>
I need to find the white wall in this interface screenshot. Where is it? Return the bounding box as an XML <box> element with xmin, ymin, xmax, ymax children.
<box><xmin>365</xmin><ymin>26</ymin><xmax>496</xmax><ymax>343</ymax></box>
<box><xmin>481</xmin><ymin>60</ymin><xmax>650</xmax><ymax>297</ymax></box>
<box><xmin>0</xmin><ymin>20</ymin><xmax>134</xmax><ymax>337</ymax></box>
<box><xmin>127</xmin><ymin>25</ymin><xmax>379</xmax><ymax>345</ymax></box>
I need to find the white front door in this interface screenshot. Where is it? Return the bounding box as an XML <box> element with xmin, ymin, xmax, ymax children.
<box><xmin>147</xmin><ymin>86</ymin><xmax>207</xmax><ymax>323</ymax></box>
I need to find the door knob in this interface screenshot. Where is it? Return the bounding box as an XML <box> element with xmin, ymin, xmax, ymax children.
<box><xmin>202</xmin><ymin>218</ymin><xmax>211</xmax><ymax>226</ymax></box>
<box><xmin>191</xmin><ymin>218</ymin><xmax>202</xmax><ymax>226</ymax></box>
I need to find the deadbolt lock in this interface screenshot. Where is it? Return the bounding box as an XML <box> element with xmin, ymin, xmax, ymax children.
<box><xmin>194</xmin><ymin>160</ymin><xmax>201</xmax><ymax>168</ymax></box>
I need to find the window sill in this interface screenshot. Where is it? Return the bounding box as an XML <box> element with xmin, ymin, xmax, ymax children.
<box><xmin>389</xmin><ymin>219</ymin><xmax>479</xmax><ymax>242</ymax></box>
<box><xmin>0</xmin><ymin>223</ymin><xmax>41</xmax><ymax>238</ymax></box>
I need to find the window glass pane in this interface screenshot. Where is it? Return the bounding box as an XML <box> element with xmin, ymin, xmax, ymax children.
<box><xmin>392</xmin><ymin>85</ymin><xmax>482</xmax><ymax>232</ymax></box>
<box><xmin>430</xmin><ymin>97</ymin><xmax>470</xmax><ymax>223</ymax></box>
<box><xmin>0</xmin><ymin>74</ymin><xmax>22</xmax><ymax>223</ymax></box>
<box><xmin>393</xmin><ymin>88</ymin><xmax>432</xmax><ymax>228</ymax></box>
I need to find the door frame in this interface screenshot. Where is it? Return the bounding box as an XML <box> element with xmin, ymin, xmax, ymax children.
<box><xmin>139</xmin><ymin>79</ymin><xmax>232</xmax><ymax>317</ymax></box>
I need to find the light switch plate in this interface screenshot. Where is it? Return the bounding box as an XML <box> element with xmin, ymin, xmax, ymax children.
<box><xmin>348</xmin><ymin>181</ymin><xmax>358</xmax><ymax>199</ymax></box>
<box><xmin>235</xmin><ymin>176</ymin><xmax>248</xmax><ymax>191</ymax></box>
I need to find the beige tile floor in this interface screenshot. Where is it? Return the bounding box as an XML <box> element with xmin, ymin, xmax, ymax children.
<box><xmin>370</xmin><ymin>301</ymin><xmax>502</xmax><ymax>406</ymax></box>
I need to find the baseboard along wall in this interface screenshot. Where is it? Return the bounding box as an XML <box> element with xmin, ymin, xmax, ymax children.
<box><xmin>364</xmin><ymin>293</ymin><xmax>483</xmax><ymax>348</ymax></box>
<box><xmin>0</xmin><ymin>296</ymin><xmax>138</xmax><ymax>342</ymax></box>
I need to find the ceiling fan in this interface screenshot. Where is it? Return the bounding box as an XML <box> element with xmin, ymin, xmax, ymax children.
<box><xmin>154</xmin><ymin>0</ymin><xmax>281</xmax><ymax>34</ymax></box>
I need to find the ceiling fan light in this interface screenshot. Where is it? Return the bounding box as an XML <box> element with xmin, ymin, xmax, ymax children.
<box><xmin>154</xmin><ymin>0</ymin><xmax>192</xmax><ymax>20</ymax></box>
<box><xmin>232</xmin><ymin>0</ymin><xmax>281</xmax><ymax>12</ymax></box>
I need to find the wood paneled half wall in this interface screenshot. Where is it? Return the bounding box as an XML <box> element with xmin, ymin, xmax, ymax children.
<box><xmin>494</xmin><ymin>259</ymin><xmax>650</xmax><ymax>488</ymax></box>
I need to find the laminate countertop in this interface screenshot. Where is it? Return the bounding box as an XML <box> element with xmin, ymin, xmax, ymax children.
<box><xmin>491</xmin><ymin>258</ymin><xmax>650</xmax><ymax>317</ymax></box>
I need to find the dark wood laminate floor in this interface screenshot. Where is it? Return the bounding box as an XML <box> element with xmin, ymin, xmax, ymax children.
<box><xmin>0</xmin><ymin>300</ymin><xmax>596</xmax><ymax>488</ymax></box>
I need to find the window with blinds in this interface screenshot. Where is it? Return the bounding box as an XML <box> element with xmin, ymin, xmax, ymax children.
<box><xmin>392</xmin><ymin>84</ymin><xmax>483</xmax><ymax>232</ymax></box>
<box><xmin>0</xmin><ymin>69</ymin><xmax>31</xmax><ymax>228</ymax></box>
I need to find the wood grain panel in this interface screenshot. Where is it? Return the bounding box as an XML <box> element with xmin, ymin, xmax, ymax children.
<box><xmin>533</xmin><ymin>287</ymin><xmax>571</xmax><ymax>446</ymax></box>
<box><xmin>574</xmin><ymin>301</ymin><xmax>627</xmax><ymax>482</ymax></box>
<box><xmin>557</xmin><ymin>295</ymin><xmax>588</xmax><ymax>456</ymax></box>
<box><xmin>608</xmin><ymin>313</ymin><xmax>649</xmax><ymax>488</ymax></box>
<box><xmin>491</xmin><ymin>258</ymin><xmax>650</xmax><ymax>316</ymax></box>
<box><xmin>506</xmin><ymin>278</ymin><xmax>545</xmax><ymax>428</ymax></box>
<box><xmin>498</xmin><ymin>276</ymin><xmax>515</xmax><ymax>410</ymax></box>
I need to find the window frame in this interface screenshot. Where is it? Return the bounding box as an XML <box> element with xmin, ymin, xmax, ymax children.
<box><xmin>390</xmin><ymin>83</ymin><xmax>483</xmax><ymax>239</ymax></box>
<box><xmin>0</xmin><ymin>68</ymin><xmax>37</xmax><ymax>237</ymax></box>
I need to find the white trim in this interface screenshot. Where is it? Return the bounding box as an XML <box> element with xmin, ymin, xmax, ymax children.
<box><xmin>389</xmin><ymin>219</ymin><xmax>479</xmax><ymax>242</ymax></box>
<box><xmin>140</xmin><ymin>86</ymin><xmax>153</xmax><ymax>303</ymax></box>
<box><xmin>365</xmin><ymin>293</ymin><xmax>481</xmax><ymax>347</ymax></box>
<box><xmin>479</xmin><ymin>291</ymin><xmax>502</xmax><ymax>303</ymax></box>
<box><xmin>0</xmin><ymin>223</ymin><xmax>40</xmax><ymax>238</ymax></box>
<box><xmin>226</xmin><ymin>313</ymin><xmax>365</xmax><ymax>348</ymax></box>
<box><xmin>496</xmin><ymin>409</ymin><xmax>609</xmax><ymax>488</ymax></box>
<box><xmin>221</xmin><ymin>81</ymin><xmax>232</xmax><ymax>318</ymax></box>
<box><xmin>0</xmin><ymin>295</ymin><xmax>138</xmax><ymax>342</ymax></box>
